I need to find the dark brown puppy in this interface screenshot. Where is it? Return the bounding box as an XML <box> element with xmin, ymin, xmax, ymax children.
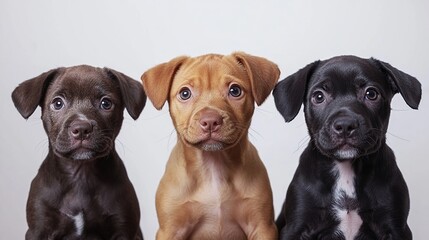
<box><xmin>12</xmin><ymin>65</ymin><xmax>146</xmax><ymax>240</ymax></box>
<box><xmin>273</xmin><ymin>56</ymin><xmax>421</xmax><ymax>240</ymax></box>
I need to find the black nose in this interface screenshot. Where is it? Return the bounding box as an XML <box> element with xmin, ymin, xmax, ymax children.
<box><xmin>70</xmin><ymin>120</ymin><xmax>93</xmax><ymax>140</ymax></box>
<box><xmin>332</xmin><ymin>117</ymin><xmax>359</xmax><ymax>137</ymax></box>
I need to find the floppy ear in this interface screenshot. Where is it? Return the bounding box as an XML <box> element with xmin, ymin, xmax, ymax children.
<box><xmin>232</xmin><ymin>52</ymin><xmax>280</xmax><ymax>106</ymax></box>
<box><xmin>141</xmin><ymin>56</ymin><xmax>189</xmax><ymax>110</ymax></box>
<box><xmin>272</xmin><ymin>61</ymin><xmax>320</xmax><ymax>122</ymax></box>
<box><xmin>11</xmin><ymin>68</ymin><xmax>63</xmax><ymax>119</ymax></box>
<box><xmin>105</xmin><ymin>68</ymin><xmax>146</xmax><ymax>120</ymax></box>
<box><xmin>372</xmin><ymin>58</ymin><xmax>422</xmax><ymax>109</ymax></box>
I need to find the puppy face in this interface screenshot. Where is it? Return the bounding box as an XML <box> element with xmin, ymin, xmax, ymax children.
<box><xmin>304</xmin><ymin>57</ymin><xmax>395</xmax><ymax>159</ymax></box>
<box><xmin>169</xmin><ymin>55</ymin><xmax>256</xmax><ymax>151</ymax></box>
<box><xmin>273</xmin><ymin>56</ymin><xmax>421</xmax><ymax>160</ymax></box>
<box><xmin>142</xmin><ymin>52</ymin><xmax>280</xmax><ymax>151</ymax></box>
<box><xmin>12</xmin><ymin>65</ymin><xmax>146</xmax><ymax>161</ymax></box>
<box><xmin>42</xmin><ymin>68</ymin><xmax>127</xmax><ymax>160</ymax></box>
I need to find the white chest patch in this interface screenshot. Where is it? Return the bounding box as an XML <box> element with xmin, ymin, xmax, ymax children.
<box><xmin>66</xmin><ymin>211</ymin><xmax>85</xmax><ymax>236</ymax></box>
<box><xmin>334</xmin><ymin>161</ymin><xmax>356</xmax><ymax>197</ymax></box>
<box><xmin>332</xmin><ymin>161</ymin><xmax>362</xmax><ymax>240</ymax></box>
<box><xmin>199</xmin><ymin>153</ymin><xmax>226</xmax><ymax>217</ymax></box>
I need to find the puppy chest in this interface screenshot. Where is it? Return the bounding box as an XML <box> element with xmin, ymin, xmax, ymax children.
<box><xmin>190</xmin><ymin>189</ymin><xmax>247</xmax><ymax>240</ymax></box>
<box><xmin>191</xmin><ymin>174</ymin><xmax>244</xmax><ymax>229</ymax></box>
<box><xmin>194</xmin><ymin>177</ymin><xmax>237</xmax><ymax>216</ymax></box>
<box><xmin>331</xmin><ymin>161</ymin><xmax>363</xmax><ymax>240</ymax></box>
<box><xmin>59</xmin><ymin>189</ymin><xmax>109</xmax><ymax>236</ymax></box>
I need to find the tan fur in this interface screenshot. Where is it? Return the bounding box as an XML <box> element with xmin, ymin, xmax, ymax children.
<box><xmin>142</xmin><ymin>52</ymin><xmax>280</xmax><ymax>240</ymax></box>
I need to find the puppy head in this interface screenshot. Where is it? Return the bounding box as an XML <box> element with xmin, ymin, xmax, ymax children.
<box><xmin>273</xmin><ymin>55</ymin><xmax>421</xmax><ymax>160</ymax></box>
<box><xmin>12</xmin><ymin>65</ymin><xmax>146</xmax><ymax>161</ymax></box>
<box><xmin>142</xmin><ymin>52</ymin><xmax>280</xmax><ymax>151</ymax></box>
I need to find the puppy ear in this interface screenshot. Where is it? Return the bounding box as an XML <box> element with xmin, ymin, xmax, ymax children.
<box><xmin>105</xmin><ymin>68</ymin><xmax>146</xmax><ymax>120</ymax></box>
<box><xmin>273</xmin><ymin>61</ymin><xmax>320</xmax><ymax>122</ymax></box>
<box><xmin>232</xmin><ymin>52</ymin><xmax>280</xmax><ymax>106</ymax></box>
<box><xmin>11</xmin><ymin>68</ymin><xmax>62</xmax><ymax>119</ymax></box>
<box><xmin>141</xmin><ymin>56</ymin><xmax>189</xmax><ymax>110</ymax></box>
<box><xmin>372</xmin><ymin>58</ymin><xmax>422</xmax><ymax>109</ymax></box>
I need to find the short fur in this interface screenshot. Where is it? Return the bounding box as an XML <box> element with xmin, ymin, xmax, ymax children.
<box><xmin>273</xmin><ymin>56</ymin><xmax>421</xmax><ymax>240</ymax></box>
<box><xmin>142</xmin><ymin>52</ymin><xmax>280</xmax><ymax>240</ymax></box>
<box><xmin>12</xmin><ymin>65</ymin><xmax>146</xmax><ymax>240</ymax></box>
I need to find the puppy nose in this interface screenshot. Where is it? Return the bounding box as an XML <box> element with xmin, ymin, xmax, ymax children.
<box><xmin>70</xmin><ymin>120</ymin><xmax>93</xmax><ymax>140</ymax></box>
<box><xmin>332</xmin><ymin>117</ymin><xmax>359</xmax><ymax>137</ymax></box>
<box><xmin>199</xmin><ymin>110</ymin><xmax>223</xmax><ymax>133</ymax></box>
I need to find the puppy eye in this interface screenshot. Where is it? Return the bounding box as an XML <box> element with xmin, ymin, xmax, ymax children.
<box><xmin>100</xmin><ymin>98</ymin><xmax>113</xmax><ymax>110</ymax></box>
<box><xmin>179</xmin><ymin>87</ymin><xmax>192</xmax><ymax>101</ymax></box>
<box><xmin>365</xmin><ymin>88</ymin><xmax>379</xmax><ymax>101</ymax></box>
<box><xmin>312</xmin><ymin>91</ymin><xmax>325</xmax><ymax>104</ymax></box>
<box><xmin>51</xmin><ymin>97</ymin><xmax>65</xmax><ymax>110</ymax></box>
<box><xmin>229</xmin><ymin>84</ymin><xmax>242</xmax><ymax>98</ymax></box>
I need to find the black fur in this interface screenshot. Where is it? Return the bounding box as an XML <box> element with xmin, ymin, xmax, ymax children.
<box><xmin>273</xmin><ymin>56</ymin><xmax>421</xmax><ymax>239</ymax></box>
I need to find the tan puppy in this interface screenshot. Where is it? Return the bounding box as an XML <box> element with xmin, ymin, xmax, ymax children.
<box><xmin>142</xmin><ymin>52</ymin><xmax>280</xmax><ymax>240</ymax></box>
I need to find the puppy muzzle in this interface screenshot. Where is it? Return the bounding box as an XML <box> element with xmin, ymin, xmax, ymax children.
<box><xmin>53</xmin><ymin>118</ymin><xmax>113</xmax><ymax>160</ymax></box>
<box><xmin>316</xmin><ymin>109</ymin><xmax>380</xmax><ymax>160</ymax></box>
<box><xmin>181</xmin><ymin>108</ymin><xmax>242</xmax><ymax>151</ymax></box>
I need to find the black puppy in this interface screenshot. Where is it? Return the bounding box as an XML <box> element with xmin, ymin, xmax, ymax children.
<box><xmin>273</xmin><ymin>56</ymin><xmax>421</xmax><ymax>240</ymax></box>
<box><xmin>12</xmin><ymin>65</ymin><xmax>146</xmax><ymax>240</ymax></box>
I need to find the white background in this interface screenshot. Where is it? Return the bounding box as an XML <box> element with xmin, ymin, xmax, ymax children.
<box><xmin>1</xmin><ymin>0</ymin><xmax>428</xmax><ymax>239</ymax></box>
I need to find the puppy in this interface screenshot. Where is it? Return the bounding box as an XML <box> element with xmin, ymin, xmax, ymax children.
<box><xmin>12</xmin><ymin>65</ymin><xmax>146</xmax><ymax>240</ymax></box>
<box><xmin>273</xmin><ymin>56</ymin><xmax>421</xmax><ymax>240</ymax></box>
<box><xmin>142</xmin><ymin>52</ymin><xmax>280</xmax><ymax>240</ymax></box>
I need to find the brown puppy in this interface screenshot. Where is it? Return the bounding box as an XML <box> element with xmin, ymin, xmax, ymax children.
<box><xmin>142</xmin><ymin>52</ymin><xmax>280</xmax><ymax>240</ymax></box>
<box><xmin>12</xmin><ymin>65</ymin><xmax>145</xmax><ymax>239</ymax></box>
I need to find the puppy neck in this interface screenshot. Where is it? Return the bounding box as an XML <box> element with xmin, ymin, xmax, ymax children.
<box><xmin>47</xmin><ymin>148</ymin><xmax>120</xmax><ymax>179</ymax></box>
<box><xmin>332</xmin><ymin>160</ymin><xmax>356</xmax><ymax>197</ymax></box>
<box><xmin>179</xmin><ymin>137</ymin><xmax>249</xmax><ymax>171</ymax></box>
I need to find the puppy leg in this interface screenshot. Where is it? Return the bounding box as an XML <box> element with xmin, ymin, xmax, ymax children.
<box><xmin>26</xmin><ymin>208</ymin><xmax>76</xmax><ymax>240</ymax></box>
<box><xmin>239</xmin><ymin>197</ymin><xmax>277</xmax><ymax>239</ymax></box>
<box><xmin>242</xmin><ymin>211</ymin><xmax>277</xmax><ymax>240</ymax></box>
<box><xmin>156</xmin><ymin>202</ymin><xmax>199</xmax><ymax>240</ymax></box>
<box><xmin>157</xmin><ymin>228</ymin><xmax>191</xmax><ymax>240</ymax></box>
<box><xmin>246</xmin><ymin>223</ymin><xmax>277</xmax><ymax>240</ymax></box>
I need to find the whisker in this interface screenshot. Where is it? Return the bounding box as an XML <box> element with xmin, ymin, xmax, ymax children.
<box><xmin>391</xmin><ymin>108</ymin><xmax>415</xmax><ymax>112</ymax></box>
<box><xmin>386</xmin><ymin>132</ymin><xmax>410</xmax><ymax>142</ymax></box>
<box><xmin>248</xmin><ymin>129</ymin><xmax>261</xmax><ymax>141</ymax></box>
<box><xmin>247</xmin><ymin>125</ymin><xmax>264</xmax><ymax>141</ymax></box>
<box><xmin>36</xmin><ymin>138</ymin><xmax>50</xmax><ymax>157</ymax></box>
<box><xmin>167</xmin><ymin>130</ymin><xmax>177</xmax><ymax>148</ymax></box>
<box><xmin>115</xmin><ymin>139</ymin><xmax>126</xmax><ymax>156</ymax></box>
<box><xmin>296</xmin><ymin>135</ymin><xmax>310</xmax><ymax>153</ymax></box>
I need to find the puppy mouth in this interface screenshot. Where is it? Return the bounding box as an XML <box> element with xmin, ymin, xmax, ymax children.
<box><xmin>54</xmin><ymin>138</ymin><xmax>113</xmax><ymax>161</ymax></box>
<box><xmin>183</xmin><ymin>132</ymin><xmax>238</xmax><ymax>152</ymax></box>
<box><xmin>332</xmin><ymin>143</ymin><xmax>360</xmax><ymax>160</ymax></box>
<box><xmin>317</xmin><ymin>132</ymin><xmax>382</xmax><ymax>160</ymax></box>
<box><xmin>315</xmin><ymin>131</ymin><xmax>359</xmax><ymax>159</ymax></box>
<box><xmin>196</xmin><ymin>139</ymin><xmax>226</xmax><ymax>151</ymax></box>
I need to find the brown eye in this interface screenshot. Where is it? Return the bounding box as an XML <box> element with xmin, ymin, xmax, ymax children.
<box><xmin>312</xmin><ymin>91</ymin><xmax>325</xmax><ymax>104</ymax></box>
<box><xmin>52</xmin><ymin>97</ymin><xmax>65</xmax><ymax>110</ymax></box>
<box><xmin>179</xmin><ymin>87</ymin><xmax>192</xmax><ymax>100</ymax></box>
<box><xmin>100</xmin><ymin>97</ymin><xmax>113</xmax><ymax>110</ymax></box>
<box><xmin>365</xmin><ymin>88</ymin><xmax>379</xmax><ymax>101</ymax></box>
<box><xmin>229</xmin><ymin>84</ymin><xmax>242</xmax><ymax>98</ymax></box>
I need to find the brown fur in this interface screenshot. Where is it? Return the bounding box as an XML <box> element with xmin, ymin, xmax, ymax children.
<box><xmin>142</xmin><ymin>52</ymin><xmax>280</xmax><ymax>240</ymax></box>
<box><xmin>12</xmin><ymin>66</ymin><xmax>145</xmax><ymax>239</ymax></box>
